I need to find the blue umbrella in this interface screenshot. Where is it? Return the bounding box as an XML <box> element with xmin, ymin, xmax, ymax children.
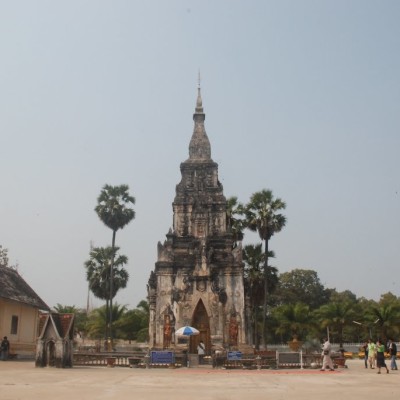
<box><xmin>175</xmin><ymin>326</ymin><xmax>200</xmax><ymax>367</ymax></box>
<box><xmin>175</xmin><ymin>326</ymin><xmax>200</xmax><ymax>336</ymax></box>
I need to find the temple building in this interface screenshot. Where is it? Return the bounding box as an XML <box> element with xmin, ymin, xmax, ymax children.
<box><xmin>147</xmin><ymin>85</ymin><xmax>247</xmax><ymax>353</ymax></box>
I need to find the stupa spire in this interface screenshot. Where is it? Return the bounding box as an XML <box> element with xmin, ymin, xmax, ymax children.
<box><xmin>189</xmin><ymin>73</ymin><xmax>211</xmax><ymax>161</ymax></box>
<box><xmin>196</xmin><ymin>71</ymin><xmax>203</xmax><ymax>112</ymax></box>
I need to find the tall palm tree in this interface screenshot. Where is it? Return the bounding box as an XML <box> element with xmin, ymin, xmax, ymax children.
<box><xmin>242</xmin><ymin>189</ymin><xmax>286</xmax><ymax>347</ymax></box>
<box><xmin>95</xmin><ymin>184</ymin><xmax>135</xmax><ymax>343</ymax></box>
<box><xmin>84</xmin><ymin>246</ymin><xmax>129</xmax><ymax>338</ymax></box>
<box><xmin>243</xmin><ymin>244</ymin><xmax>278</xmax><ymax>347</ymax></box>
<box><xmin>243</xmin><ymin>244</ymin><xmax>264</xmax><ymax>347</ymax></box>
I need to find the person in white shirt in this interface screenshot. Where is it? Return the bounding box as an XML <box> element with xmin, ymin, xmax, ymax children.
<box><xmin>197</xmin><ymin>340</ymin><xmax>205</xmax><ymax>363</ymax></box>
<box><xmin>320</xmin><ymin>338</ymin><xmax>334</xmax><ymax>371</ymax></box>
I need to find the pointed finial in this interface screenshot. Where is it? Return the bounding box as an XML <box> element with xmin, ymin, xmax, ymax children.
<box><xmin>196</xmin><ymin>70</ymin><xmax>203</xmax><ymax>110</ymax></box>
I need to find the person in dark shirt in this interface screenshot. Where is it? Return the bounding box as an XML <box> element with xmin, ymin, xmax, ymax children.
<box><xmin>1</xmin><ymin>336</ymin><xmax>10</xmax><ymax>361</ymax></box>
<box><xmin>362</xmin><ymin>340</ymin><xmax>369</xmax><ymax>368</ymax></box>
<box><xmin>376</xmin><ymin>339</ymin><xmax>389</xmax><ymax>374</ymax></box>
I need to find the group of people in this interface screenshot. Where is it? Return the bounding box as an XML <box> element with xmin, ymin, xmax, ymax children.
<box><xmin>362</xmin><ymin>338</ymin><xmax>398</xmax><ymax>373</ymax></box>
<box><xmin>321</xmin><ymin>337</ymin><xmax>397</xmax><ymax>374</ymax></box>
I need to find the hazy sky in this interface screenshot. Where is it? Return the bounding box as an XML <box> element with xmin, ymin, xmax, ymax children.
<box><xmin>1</xmin><ymin>1</ymin><xmax>399</xmax><ymax>311</ymax></box>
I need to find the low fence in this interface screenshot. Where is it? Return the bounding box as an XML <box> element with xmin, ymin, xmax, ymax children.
<box><xmin>73</xmin><ymin>342</ymin><xmax>372</xmax><ymax>368</ymax></box>
<box><xmin>73</xmin><ymin>352</ymin><xmax>146</xmax><ymax>367</ymax></box>
<box><xmin>268</xmin><ymin>343</ymin><xmax>364</xmax><ymax>353</ymax></box>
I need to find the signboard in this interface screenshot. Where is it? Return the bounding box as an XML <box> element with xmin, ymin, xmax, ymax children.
<box><xmin>150</xmin><ymin>351</ymin><xmax>175</xmax><ymax>364</ymax></box>
<box><xmin>227</xmin><ymin>351</ymin><xmax>242</xmax><ymax>361</ymax></box>
<box><xmin>278</xmin><ymin>352</ymin><xmax>300</xmax><ymax>364</ymax></box>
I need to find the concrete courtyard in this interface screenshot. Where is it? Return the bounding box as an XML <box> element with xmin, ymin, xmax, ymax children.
<box><xmin>0</xmin><ymin>359</ymin><xmax>398</xmax><ymax>400</ymax></box>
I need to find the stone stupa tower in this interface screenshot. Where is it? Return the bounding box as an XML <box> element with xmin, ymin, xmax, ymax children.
<box><xmin>147</xmin><ymin>82</ymin><xmax>246</xmax><ymax>353</ymax></box>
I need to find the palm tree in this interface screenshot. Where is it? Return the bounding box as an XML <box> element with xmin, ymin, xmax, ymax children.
<box><xmin>53</xmin><ymin>304</ymin><xmax>79</xmax><ymax>313</ymax></box>
<box><xmin>95</xmin><ymin>184</ymin><xmax>135</xmax><ymax>343</ymax></box>
<box><xmin>136</xmin><ymin>299</ymin><xmax>150</xmax><ymax>317</ymax></box>
<box><xmin>243</xmin><ymin>244</ymin><xmax>278</xmax><ymax>347</ymax></box>
<box><xmin>115</xmin><ymin>300</ymin><xmax>150</xmax><ymax>342</ymax></box>
<box><xmin>242</xmin><ymin>189</ymin><xmax>286</xmax><ymax>347</ymax></box>
<box><xmin>366</xmin><ymin>303</ymin><xmax>400</xmax><ymax>342</ymax></box>
<box><xmin>272</xmin><ymin>302</ymin><xmax>313</xmax><ymax>343</ymax></box>
<box><xmin>84</xmin><ymin>246</ymin><xmax>129</xmax><ymax>338</ymax></box>
<box><xmin>314</xmin><ymin>301</ymin><xmax>356</xmax><ymax>345</ymax></box>
<box><xmin>243</xmin><ymin>244</ymin><xmax>264</xmax><ymax>347</ymax></box>
<box><xmin>86</xmin><ymin>303</ymin><xmax>127</xmax><ymax>341</ymax></box>
<box><xmin>226</xmin><ymin>196</ymin><xmax>245</xmax><ymax>247</ymax></box>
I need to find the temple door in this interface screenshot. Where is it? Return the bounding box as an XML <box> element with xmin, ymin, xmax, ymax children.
<box><xmin>190</xmin><ymin>299</ymin><xmax>211</xmax><ymax>354</ymax></box>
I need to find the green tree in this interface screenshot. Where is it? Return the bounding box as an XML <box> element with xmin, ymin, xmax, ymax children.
<box><xmin>95</xmin><ymin>184</ymin><xmax>135</xmax><ymax>342</ymax></box>
<box><xmin>0</xmin><ymin>246</ymin><xmax>18</xmax><ymax>269</ymax></box>
<box><xmin>84</xmin><ymin>246</ymin><xmax>129</xmax><ymax>337</ymax></box>
<box><xmin>86</xmin><ymin>303</ymin><xmax>127</xmax><ymax>340</ymax></box>
<box><xmin>272</xmin><ymin>302</ymin><xmax>313</xmax><ymax>342</ymax></box>
<box><xmin>115</xmin><ymin>300</ymin><xmax>150</xmax><ymax>342</ymax></box>
<box><xmin>277</xmin><ymin>269</ymin><xmax>329</xmax><ymax>309</ymax></box>
<box><xmin>378</xmin><ymin>292</ymin><xmax>400</xmax><ymax>308</ymax></box>
<box><xmin>242</xmin><ymin>189</ymin><xmax>286</xmax><ymax>347</ymax></box>
<box><xmin>243</xmin><ymin>244</ymin><xmax>264</xmax><ymax>348</ymax></box>
<box><xmin>243</xmin><ymin>244</ymin><xmax>278</xmax><ymax>347</ymax></box>
<box><xmin>314</xmin><ymin>301</ymin><xmax>357</xmax><ymax>344</ymax></box>
<box><xmin>366</xmin><ymin>302</ymin><xmax>400</xmax><ymax>343</ymax></box>
<box><xmin>0</xmin><ymin>245</ymin><xmax>9</xmax><ymax>267</ymax></box>
<box><xmin>327</xmin><ymin>289</ymin><xmax>357</xmax><ymax>304</ymax></box>
<box><xmin>226</xmin><ymin>196</ymin><xmax>245</xmax><ymax>247</ymax></box>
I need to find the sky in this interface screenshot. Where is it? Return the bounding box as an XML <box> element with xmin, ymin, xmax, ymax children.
<box><xmin>1</xmin><ymin>1</ymin><xmax>399</xmax><ymax>311</ymax></box>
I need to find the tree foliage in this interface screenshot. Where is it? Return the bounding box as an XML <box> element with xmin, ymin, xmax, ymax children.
<box><xmin>226</xmin><ymin>196</ymin><xmax>245</xmax><ymax>246</ymax></box>
<box><xmin>86</xmin><ymin>303</ymin><xmax>127</xmax><ymax>339</ymax></box>
<box><xmin>272</xmin><ymin>302</ymin><xmax>313</xmax><ymax>342</ymax></box>
<box><xmin>241</xmin><ymin>189</ymin><xmax>286</xmax><ymax>347</ymax></box>
<box><xmin>95</xmin><ymin>184</ymin><xmax>136</xmax><ymax>233</ymax></box>
<box><xmin>314</xmin><ymin>300</ymin><xmax>358</xmax><ymax>344</ymax></box>
<box><xmin>84</xmin><ymin>301</ymin><xmax>149</xmax><ymax>341</ymax></box>
<box><xmin>84</xmin><ymin>246</ymin><xmax>129</xmax><ymax>301</ymax></box>
<box><xmin>0</xmin><ymin>245</ymin><xmax>9</xmax><ymax>267</ymax></box>
<box><xmin>365</xmin><ymin>301</ymin><xmax>400</xmax><ymax>342</ymax></box>
<box><xmin>276</xmin><ymin>269</ymin><xmax>329</xmax><ymax>309</ymax></box>
<box><xmin>95</xmin><ymin>184</ymin><xmax>135</xmax><ymax>340</ymax></box>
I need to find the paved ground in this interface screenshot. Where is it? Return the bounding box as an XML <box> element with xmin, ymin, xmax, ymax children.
<box><xmin>0</xmin><ymin>359</ymin><xmax>398</xmax><ymax>400</ymax></box>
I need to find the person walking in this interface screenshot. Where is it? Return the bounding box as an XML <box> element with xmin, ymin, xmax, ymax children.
<box><xmin>362</xmin><ymin>340</ymin><xmax>369</xmax><ymax>369</ymax></box>
<box><xmin>320</xmin><ymin>337</ymin><xmax>334</xmax><ymax>371</ymax></box>
<box><xmin>0</xmin><ymin>336</ymin><xmax>10</xmax><ymax>361</ymax></box>
<box><xmin>367</xmin><ymin>338</ymin><xmax>376</xmax><ymax>369</ymax></box>
<box><xmin>376</xmin><ymin>339</ymin><xmax>389</xmax><ymax>374</ymax></box>
<box><xmin>387</xmin><ymin>339</ymin><xmax>398</xmax><ymax>371</ymax></box>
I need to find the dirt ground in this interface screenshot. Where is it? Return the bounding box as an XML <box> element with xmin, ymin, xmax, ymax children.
<box><xmin>0</xmin><ymin>359</ymin><xmax>398</xmax><ymax>400</ymax></box>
